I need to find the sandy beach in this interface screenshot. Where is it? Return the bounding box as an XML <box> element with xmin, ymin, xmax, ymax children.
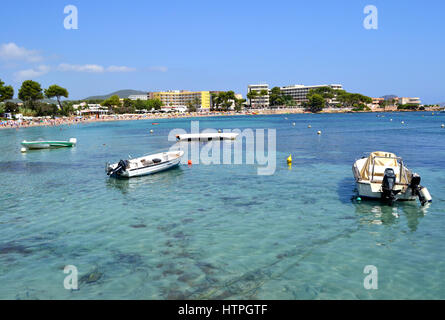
<box><xmin>1</xmin><ymin>107</ymin><xmax>440</xmax><ymax>130</ymax></box>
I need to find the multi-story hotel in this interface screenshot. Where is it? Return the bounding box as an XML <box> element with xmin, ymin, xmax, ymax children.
<box><xmin>399</xmin><ymin>97</ymin><xmax>421</xmax><ymax>105</ymax></box>
<box><xmin>247</xmin><ymin>84</ymin><xmax>270</xmax><ymax>108</ymax></box>
<box><xmin>149</xmin><ymin>90</ymin><xmax>211</xmax><ymax>109</ymax></box>
<box><xmin>247</xmin><ymin>83</ymin><xmax>344</xmax><ymax>107</ymax></box>
<box><xmin>279</xmin><ymin>84</ymin><xmax>343</xmax><ymax>104</ymax></box>
<box><xmin>128</xmin><ymin>94</ymin><xmax>149</xmax><ymax>101</ymax></box>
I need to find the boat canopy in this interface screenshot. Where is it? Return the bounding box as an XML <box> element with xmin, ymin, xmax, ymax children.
<box><xmin>359</xmin><ymin>151</ymin><xmax>408</xmax><ymax>183</ymax></box>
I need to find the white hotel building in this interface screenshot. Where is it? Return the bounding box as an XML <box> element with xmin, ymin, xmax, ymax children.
<box><xmin>399</xmin><ymin>97</ymin><xmax>422</xmax><ymax>105</ymax></box>
<box><xmin>247</xmin><ymin>84</ymin><xmax>270</xmax><ymax>108</ymax></box>
<box><xmin>247</xmin><ymin>83</ymin><xmax>344</xmax><ymax>108</ymax></box>
<box><xmin>280</xmin><ymin>84</ymin><xmax>343</xmax><ymax>104</ymax></box>
<box><xmin>128</xmin><ymin>94</ymin><xmax>149</xmax><ymax>101</ymax></box>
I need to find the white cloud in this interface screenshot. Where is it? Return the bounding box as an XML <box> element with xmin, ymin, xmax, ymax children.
<box><xmin>0</xmin><ymin>43</ymin><xmax>42</xmax><ymax>63</ymax></box>
<box><xmin>58</xmin><ymin>63</ymin><xmax>105</xmax><ymax>73</ymax></box>
<box><xmin>106</xmin><ymin>65</ymin><xmax>136</xmax><ymax>72</ymax></box>
<box><xmin>13</xmin><ymin>65</ymin><xmax>50</xmax><ymax>81</ymax></box>
<box><xmin>148</xmin><ymin>66</ymin><xmax>168</xmax><ymax>72</ymax></box>
<box><xmin>57</xmin><ymin>63</ymin><xmax>136</xmax><ymax>73</ymax></box>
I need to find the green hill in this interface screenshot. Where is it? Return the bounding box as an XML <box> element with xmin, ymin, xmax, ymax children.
<box><xmin>7</xmin><ymin>98</ymin><xmax>57</xmax><ymax>104</ymax></box>
<box><xmin>84</xmin><ymin>89</ymin><xmax>147</xmax><ymax>100</ymax></box>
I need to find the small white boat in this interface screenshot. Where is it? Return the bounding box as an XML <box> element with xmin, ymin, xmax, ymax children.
<box><xmin>21</xmin><ymin>138</ymin><xmax>77</xmax><ymax>149</ymax></box>
<box><xmin>176</xmin><ymin>133</ymin><xmax>238</xmax><ymax>141</ymax></box>
<box><xmin>106</xmin><ymin>151</ymin><xmax>184</xmax><ymax>178</ymax></box>
<box><xmin>353</xmin><ymin>151</ymin><xmax>432</xmax><ymax>205</ymax></box>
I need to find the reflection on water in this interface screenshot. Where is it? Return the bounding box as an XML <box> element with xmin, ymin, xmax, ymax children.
<box><xmin>353</xmin><ymin>199</ymin><xmax>427</xmax><ymax>231</ymax></box>
<box><xmin>105</xmin><ymin>167</ymin><xmax>184</xmax><ymax>194</ymax></box>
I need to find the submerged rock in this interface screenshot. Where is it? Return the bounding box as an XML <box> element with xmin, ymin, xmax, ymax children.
<box><xmin>177</xmin><ymin>273</ymin><xmax>200</xmax><ymax>283</ymax></box>
<box><xmin>115</xmin><ymin>252</ymin><xmax>143</xmax><ymax>265</ymax></box>
<box><xmin>79</xmin><ymin>268</ymin><xmax>103</xmax><ymax>285</ymax></box>
<box><xmin>197</xmin><ymin>262</ymin><xmax>218</xmax><ymax>275</ymax></box>
<box><xmin>162</xmin><ymin>269</ymin><xmax>184</xmax><ymax>277</ymax></box>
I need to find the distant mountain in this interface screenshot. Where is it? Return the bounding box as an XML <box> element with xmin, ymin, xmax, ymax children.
<box><xmin>380</xmin><ymin>95</ymin><xmax>398</xmax><ymax>100</ymax></box>
<box><xmin>437</xmin><ymin>102</ymin><xmax>445</xmax><ymax>107</ymax></box>
<box><xmin>84</xmin><ymin>89</ymin><xmax>147</xmax><ymax>100</ymax></box>
<box><xmin>7</xmin><ymin>98</ymin><xmax>57</xmax><ymax>104</ymax></box>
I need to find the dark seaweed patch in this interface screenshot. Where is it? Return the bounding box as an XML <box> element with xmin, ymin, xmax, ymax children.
<box><xmin>130</xmin><ymin>224</ymin><xmax>147</xmax><ymax>229</ymax></box>
<box><xmin>0</xmin><ymin>242</ymin><xmax>32</xmax><ymax>255</ymax></box>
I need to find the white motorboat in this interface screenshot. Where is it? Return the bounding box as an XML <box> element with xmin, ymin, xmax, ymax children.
<box><xmin>352</xmin><ymin>151</ymin><xmax>432</xmax><ymax>205</ymax></box>
<box><xmin>176</xmin><ymin>133</ymin><xmax>238</xmax><ymax>141</ymax></box>
<box><xmin>21</xmin><ymin>138</ymin><xmax>77</xmax><ymax>149</ymax></box>
<box><xmin>106</xmin><ymin>150</ymin><xmax>184</xmax><ymax>178</ymax></box>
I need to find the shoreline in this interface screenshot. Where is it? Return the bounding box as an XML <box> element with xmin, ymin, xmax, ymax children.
<box><xmin>0</xmin><ymin>107</ymin><xmax>441</xmax><ymax>131</ymax></box>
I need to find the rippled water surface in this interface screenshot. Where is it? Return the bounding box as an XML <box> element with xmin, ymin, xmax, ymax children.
<box><xmin>0</xmin><ymin>112</ymin><xmax>444</xmax><ymax>299</ymax></box>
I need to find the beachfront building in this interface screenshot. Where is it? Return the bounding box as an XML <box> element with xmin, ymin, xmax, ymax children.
<box><xmin>279</xmin><ymin>84</ymin><xmax>344</xmax><ymax>104</ymax></box>
<box><xmin>247</xmin><ymin>83</ymin><xmax>344</xmax><ymax>108</ymax></box>
<box><xmin>399</xmin><ymin>97</ymin><xmax>422</xmax><ymax>105</ymax></box>
<box><xmin>128</xmin><ymin>94</ymin><xmax>149</xmax><ymax>101</ymax></box>
<box><xmin>371</xmin><ymin>98</ymin><xmax>385</xmax><ymax>109</ymax></box>
<box><xmin>372</xmin><ymin>98</ymin><xmax>384</xmax><ymax>105</ymax></box>
<box><xmin>247</xmin><ymin>84</ymin><xmax>270</xmax><ymax>108</ymax></box>
<box><xmin>149</xmin><ymin>90</ymin><xmax>211</xmax><ymax>110</ymax></box>
<box><xmin>76</xmin><ymin>104</ymin><xmax>109</xmax><ymax>116</ymax></box>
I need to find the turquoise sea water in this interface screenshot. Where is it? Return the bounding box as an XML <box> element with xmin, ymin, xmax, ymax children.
<box><xmin>0</xmin><ymin>112</ymin><xmax>444</xmax><ymax>299</ymax></box>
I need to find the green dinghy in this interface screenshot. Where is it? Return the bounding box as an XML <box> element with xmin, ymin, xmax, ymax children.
<box><xmin>21</xmin><ymin>138</ymin><xmax>77</xmax><ymax>149</ymax></box>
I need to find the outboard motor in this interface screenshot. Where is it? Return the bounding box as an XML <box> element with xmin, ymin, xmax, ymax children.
<box><xmin>409</xmin><ymin>173</ymin><xmax>432</xmax><ymax>206</ymax></box>
<box><xmin>107</xmin><ymin>160</ymin><xmax>128</xmax><ymax>176</ymax></box>
<box><xmin>381</xmin><ymin>168</ymin><xmax>400</xmax><ymax>205</ymax></box>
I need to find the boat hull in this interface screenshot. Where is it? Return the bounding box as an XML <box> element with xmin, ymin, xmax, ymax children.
<box><xmin>176</xmin><ymin>133</ymin><xmax>238</xmax><ymax>141</ymax></box>
<box><xmin>21</xmin><ymin>139</ymin><xmax>76</xmax><ymax>149</ymax></box>
<box><xmin>107</xmin><ymin>151</ymin><xmax>184</xmax><ymax>179</ymax></box>
<box><xmin>355</xmin><ymin>181</ymin><xmax>417</xmax><ymax>201</ymax></box>
<box><xmin>117</xmin><ymin>158</ymin><xmax>181</xmax><ymax>178</ymax></box>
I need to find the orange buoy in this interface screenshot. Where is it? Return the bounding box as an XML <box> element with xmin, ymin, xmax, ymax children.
<box><xmin>188</xmin><ymin>160</ymin><xmax>192</xmax><ymax>165</ymax></box>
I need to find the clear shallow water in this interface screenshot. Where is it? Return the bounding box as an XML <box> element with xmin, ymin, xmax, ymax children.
<box><xmin>0</xmin><ymin>112</ymin><xmax>444</xmax><ymax>299</ymax></box>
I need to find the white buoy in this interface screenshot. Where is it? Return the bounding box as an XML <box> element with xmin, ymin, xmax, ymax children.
<box><xmin>390</xmin><ymin>119</ymin><xmax>393</xmax><ymax>121</ymax></box>
<box><xmin>21</xmin><ymin>147</ymin><xmax>27</xmax><ymax>153</ymax></box>
<box><xmin>218</xmin><ymin>129</ymin><xmax>222</xmax><ymax>133</ymax></box>
<box><xmin>401</xmin><ymin>121</ymin><xmax>405</xmax><ymax>124</ymax></box>
<box><xmin>292</xmin><ymin>122</ymin><xmax>296</xmax><ymax>126</ymax></box>
<box><xmin>308</xmin><ymin>125</ymin><xmax>312</xmax><ymax>128</ymax></box>
<box><xmin>441</xmin><ymin>124</ymin><xmax>444</xmax><ymax>128</ymax></box>
<box><xmin>317</xmin><ymin>130</ymin><xmax>322</xmax><ymax>135</ymax></box>
<box><xmin>150</xmin><ymin>130</ymin><xmax>154</xmax><ymax>133</ymax></box>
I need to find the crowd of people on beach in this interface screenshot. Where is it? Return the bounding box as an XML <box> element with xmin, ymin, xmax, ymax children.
<box><xmin>0</xmin><ymin>111</ymin><xmax>244</xmax><ymax>130</ymax></box>
<box><xmin>4</xmin><ymin>106</ymin><xmax>430</xmax><ymax>130</ymax></box>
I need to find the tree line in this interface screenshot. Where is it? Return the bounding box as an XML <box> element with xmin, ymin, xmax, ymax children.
<box><xmin>305</xmin><ymin>87</ymin><xmax>372</xmax><ymax>112</ymax></box>
<box><xmin>1</xmin><ymin>79</ymin><xmax>72</xmax><ymax>117</ymax></box>
<box><xmin>210</xmin><ymin>91</ymin><xmax>246</xmax><ymax>112</ymax></box>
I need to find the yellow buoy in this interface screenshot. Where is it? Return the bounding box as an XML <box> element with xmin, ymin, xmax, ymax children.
<box><xmin>287</xmin><ymin>155</ymin><xmax>292</xmax><ymax>165</ymax></box>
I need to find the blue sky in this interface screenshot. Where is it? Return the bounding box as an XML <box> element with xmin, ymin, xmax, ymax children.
<box><xmin>0</xmin><ymin>0</ymin><xmax>444</xmax><ymax>103</ymax></box>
